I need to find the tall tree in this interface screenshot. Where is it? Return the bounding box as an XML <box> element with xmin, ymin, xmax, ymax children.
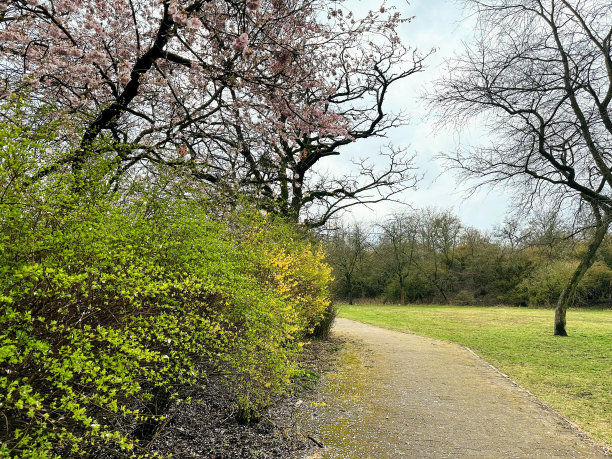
<box><xmin>523</xmin><ymin>210</ymin><xmax>573</xmax><ymax>260</ymax></box>
<box><xmin>493</xmin><ymin>217</ymin><xmax>530</xmax><ymax>252</ymax></box>
<box><xmin>418</xmin><ymin>208</ymin><xmax>462</xmax><ymax>303</ymax></box>
<box><xmin>0</xmin><ymin>0</ymin><xmax>425</xmax><ymax>226</ymax></box>
<box><xmin>455</xmin><ymin>226</ymin><xmax>495</xmax><ymax>298</ymax></box>
<box><xmin>431</xmin><ymin>0</ymin><xmax>612</xmax><ymax>335</ymax></box>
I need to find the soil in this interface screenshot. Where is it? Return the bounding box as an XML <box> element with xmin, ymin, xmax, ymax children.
<box><xmin>295</xmin><ymin>318</ymin><xmax>610</xmax><ymax>458</ymax></box>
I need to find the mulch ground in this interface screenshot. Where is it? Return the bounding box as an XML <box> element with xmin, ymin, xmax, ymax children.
<box><xmin>147</xmin><ymin>339</ymin><xmax>339</xmax><ymax>458</ymax></box>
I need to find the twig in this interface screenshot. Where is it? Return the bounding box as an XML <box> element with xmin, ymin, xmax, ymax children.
<box><xmin>307</xmin><ymin>435</ymin><xmax>324</xmax><ymax>448</ymax></box>
<box><xmin>2</xmin><ymin>411</ymin><xmax>8</xmax><ymax>438</ymax></box>
<box><xmin>143</xmin><ymin>387</ymin><xmax>198</xmax><ymax>452</ymax></box>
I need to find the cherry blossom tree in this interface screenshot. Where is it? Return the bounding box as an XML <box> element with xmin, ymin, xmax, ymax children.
<box><xmin>1</xmin><ymin>0</ymin><xmax>425</xmax><ymax>225</ymax></box>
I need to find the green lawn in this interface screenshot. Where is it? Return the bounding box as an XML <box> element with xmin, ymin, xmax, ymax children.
<box><xmin>338</xmin><ymin>304</ymin><xmax>612</xmax><ymax>449</ymax></box>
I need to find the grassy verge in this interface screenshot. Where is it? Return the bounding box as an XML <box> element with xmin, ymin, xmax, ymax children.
<box><xmin>338</xmin><ymin>304</ymin><xmax>612</xmax><ymax>449</ymax></box>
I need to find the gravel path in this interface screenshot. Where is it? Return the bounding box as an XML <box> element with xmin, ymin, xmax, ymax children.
<box><xmin>299</xmin><ymin>318</ymin><xmax>608</xmax><ymax>458</ymax></box>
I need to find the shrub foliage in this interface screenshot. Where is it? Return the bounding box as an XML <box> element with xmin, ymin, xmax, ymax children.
<box><xmin>0</xmin><ymin>104</ymin><xmax>332</xmax><ymax>457</ymax></box>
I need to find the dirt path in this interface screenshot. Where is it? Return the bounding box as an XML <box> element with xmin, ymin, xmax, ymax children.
<box><xmin>298</xmin><ymin>318</ymin><xmax>608</xmax><ymax>458</ymax></box>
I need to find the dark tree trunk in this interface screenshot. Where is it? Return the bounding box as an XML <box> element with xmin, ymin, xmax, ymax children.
<box><xmin>430</xmin><ymin>277</ymin><xmax>449</xmax><ymax>304</ymax></box>
<box><xmin>554</xmin><ymin>303</ymin><xmax>568</xmax><ymax>336</ymax></box>
<box><xmin>399</xmin><ymin>273</ymin><xmax>406</xmax><ymax>305</ymax></box>
<box><xmin>554</xmin><ymin>211</ymin><xmax>611</xmax><ymax>336</ymax></box>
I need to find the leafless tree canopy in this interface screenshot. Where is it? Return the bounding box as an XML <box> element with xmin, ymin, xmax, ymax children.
<box><xmin>432</xmin><ymin>0</ymin><xmax>612</xmax><ymax>222</ymax></box>
<box><xmin>431</xmin><ymin>0</ymin><xmax>612</xmax><ymax>335</ymax></box>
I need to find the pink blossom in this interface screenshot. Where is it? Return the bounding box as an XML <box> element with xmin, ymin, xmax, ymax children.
<box><xmin>0</xmin><ymin>30</ymin><xmax>18</xmax><ymax>41</ymax></box>
<box><xmin>187</xmin><ymin>17</ymin><xmax>202</xmax><ymax>29</ymax></box>
<box><xmin>51</xmin><ymin>46</ymin><xmax>70</xmax><ymax>56</ymax></box>
<box><xmin>2</xmin><ymin>0</ymin><xmax>408</xmax><ymax>199</ymax></box>
<box><xmin>173</xmin><ymin>12</ymin><xmax>188</xmax><ymax>26</ymax></box>
<box><xmin>246</xmin><ymin>0</ymin><xmax>261</xmax><ymax>10</ymax></box>
<box><xmin>232</xmin><ymin>33</ymin><xmax>249</xmax><ymax>52</ymax></box>
<box><xmin>50</xmin><ymin>27</ymin><xmax>64</xmax><ymax>38</ymax></box>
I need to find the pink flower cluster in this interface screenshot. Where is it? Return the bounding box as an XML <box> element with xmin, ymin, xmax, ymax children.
<box><xmin>233</xmin><ymin>33</ymin><xmax>249</xmax><ymax>52</ymax></box>
<box><xmin>246</xmin><ymin>0</ymin><xmax>261</xmax><ymax>10</ymax></box>
<box><xmin>0</xmin><ymin>0</ymin><xmax>407</xmax><ymax>177</ymax></box>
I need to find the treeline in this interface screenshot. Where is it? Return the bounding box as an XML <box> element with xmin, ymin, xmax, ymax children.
<box><xmin>323</xmin><ymin>208</ymin><xmax>612</xmax><ymax>308</ymax></box>
<box><xmin>0</xmin><ymin>103</ymin><xmax>332</xmax><ymax>456</ymax></box>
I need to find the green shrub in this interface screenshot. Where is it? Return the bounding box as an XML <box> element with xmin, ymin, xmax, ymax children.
<box><xmin>0</xmin><ymin>103</ymin><xmax>332</xmax><ymax>456</ymax></box>
<box><xmin>580</xmin><ymin>261</ymin><xmax>612</xmax><ymax>304</ymax></box>
<box><xmin>310</xmin><ymin>302</ymin><xmax>338</xmax><ymax>339</ymax></box>
<box><xmin>513</xmin><ymin>259</ymin><xmax>612</xmax><ymax>308</ymax></box>
<box><xmin>453</xmin><ymin>289</ymin><xmax>476</xmax><ymax>306</ymax></box>
<box><xmin>382</xmin><ymin>272</ymin><xmax>436</xmax><ymax>304</ymax></box>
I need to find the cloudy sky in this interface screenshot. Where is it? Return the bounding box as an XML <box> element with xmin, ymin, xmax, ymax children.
<box><xmin>324</xmin><ymin>0</ymin><xmax>512</xmax><ymax>231</ymax></box>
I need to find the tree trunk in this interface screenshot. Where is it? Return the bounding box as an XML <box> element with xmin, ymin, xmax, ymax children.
<box><xmin>430</xmin><ymin>276</ymin><xmax>449</xmax><ymax>304</ymax></box>
<box><xmin>554</xmin><ymin>211</ymin><xmax>611</xmax><ymax>336</ymax></box>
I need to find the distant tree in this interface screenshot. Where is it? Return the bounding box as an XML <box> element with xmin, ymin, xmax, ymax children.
<box><xmin>324</xmin><ymin>222</ymin><xmax>370</xmax><ymax>304</ymax></box>
<box><xmin>523</xmin><ymin>210</ymin><xmax>573</xmax><ymax>260</ymax></box>
<box><xmin>378</xmin><ymin>211</ymin><xmax>421</xmax><ymax>304</ymax></box>
<box><xmin>455</xmin><ymin>227</ymin><xmax>499</xmax><ymax>298</ymax></box>
<box><xmin>327</xmin><ymin>206</ymin><xmax>612</xmax><ymax>307</ymax></box>
<box><xmin>431</xmin><ymin>0</ymin><xmax>612</xmax><ymax>335</ymax></box>
<box><xmin>418</xmin><ymin>208</ymin><xmax>462</xmax><ymax>303</ymax></box>
<box><xmin>493</xmin><ymin>217</ymin><xmax>530</xmax><ymax>252</ymax></box>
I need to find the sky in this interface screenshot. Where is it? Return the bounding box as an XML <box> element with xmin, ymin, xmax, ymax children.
<box><xmin>323</xmin><ymin>0</ymin><xmax>512</xmax><ymax>232</ymax></box>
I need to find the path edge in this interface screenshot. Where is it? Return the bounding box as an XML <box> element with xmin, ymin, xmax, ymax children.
<box><xmin>336</xmin><ymin>317</ymin><xmax>611</xmax><ymax>457</ymax></box>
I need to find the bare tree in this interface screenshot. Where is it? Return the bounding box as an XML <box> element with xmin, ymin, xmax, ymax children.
<box><xmin>431</xmin><ymin>0</ymin><xmax>612</xmax><ymax>335</ymax></box>
<box><xmin>523</xmin><ymin>209</ymin><xmax>573</xmax><ymax>260</ymax></box>
<box><xmin>324</xmin><ymin>222</ymin><xmax>371</xmax><ymax>305</ymax></box>
<box><xmin>493</xmin><ymin>217</ymin><xmax>530</xmax><ymax>252</ymax></box>
<box><xmin>378</xmin><ymin>211</ymin><xmax>421</xmax><ymax>305</ymax></box>
<box><xmin>417</xmin><ymin>208</ymin><xmax>462</xmax><ymax>303</ymax></box>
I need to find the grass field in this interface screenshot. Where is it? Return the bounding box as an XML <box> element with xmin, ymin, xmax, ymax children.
<box><xmin>338</xmin><ymin>304</ymin><xmax>612</xmax><ymax>449</ymax></box>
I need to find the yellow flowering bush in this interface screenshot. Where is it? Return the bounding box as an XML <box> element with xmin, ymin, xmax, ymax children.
<box><xmin>214</xmin><ymin>213</ymin><xmax>333</xmax><ymax>422</ymax></box>
<box><xmin>264</xmin><ymin>243</ymin><xmax>333</xmax><ymax>333</ymax></box>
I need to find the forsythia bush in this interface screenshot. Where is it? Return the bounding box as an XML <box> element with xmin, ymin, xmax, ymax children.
<box><xmin>0</xmin><ymin>108</ymin><xmax>332</xmax><ymax>456</ymax></box>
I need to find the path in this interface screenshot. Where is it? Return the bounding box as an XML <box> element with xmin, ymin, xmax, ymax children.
<box><xmin>299</xmin><ymin>318</ymin><xmax>608</xmax><ymax>458</ymax></box>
